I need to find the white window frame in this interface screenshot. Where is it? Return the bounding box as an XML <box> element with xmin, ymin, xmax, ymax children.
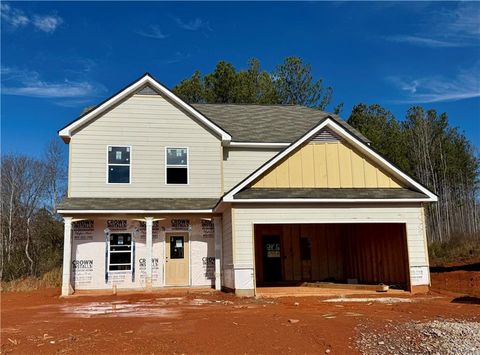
<box><xmin>108</xmin><ymin>232</ymin><xmax>133</xmax><ymax>273</ymax></box>
<box><xmin>106</xmin><ymin>145</ymin><xmax>132</xmax><ymax>184</ymax></box>
<box><xmin>165</xmin><ymin>147</ymin><xmax>189</xmax><ymax>185</ymax></box>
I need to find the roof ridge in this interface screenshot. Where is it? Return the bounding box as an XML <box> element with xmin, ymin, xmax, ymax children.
<box><xmin>192</xmin><ymin>103</ymin><xmax>298</xmax><ymax>106</ymax></box>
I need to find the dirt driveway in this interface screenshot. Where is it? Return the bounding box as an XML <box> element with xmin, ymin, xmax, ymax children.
<box><xmin>1</xmin><ymin>288</ymin><xmax>479</xmax><ymax>354</ymax></box>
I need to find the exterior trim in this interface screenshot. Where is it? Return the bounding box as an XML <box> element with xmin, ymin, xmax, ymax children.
<box><xmin>57</xmin><ymin>209</ymin><xmax>213</xmax><ymax>214</ymax></box>
<box><xmin>58</xmin><ymin>74</ymin><xmax>232</xmax><ymax>142</ymax></box>
<box><xmin>223</xmin><ymin>118</ymin><xmax>438</xmax><ymax>202</ymax></box>
<box><xmin>230</xmin><ymin>198</ymin><xmax>433</xmax><ymax>203</ymax></box>
<box><xmin>227</xmin><ymin>142</ymin><xmax>290</xmax><ymax>148</ymax></box>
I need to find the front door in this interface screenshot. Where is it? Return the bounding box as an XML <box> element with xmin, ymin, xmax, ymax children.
<box><xmin>165</xmin><ymin>233</ymin><xmax>189</xmax><ymax>286</ymax></box>
<box><xmin>262</xmin><ymin>235</ymin><xmax>282</xmax><ymax>282</ymax></box>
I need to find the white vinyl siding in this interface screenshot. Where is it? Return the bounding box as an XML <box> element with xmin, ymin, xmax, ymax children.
<box><xmin>232</xmin><ymin>203</ymin><xmax>428</xmax><ymax>269</ymax></box>
<box><xmin>223</xmin><ymin>148</ymin><xmax>280</xmax><ymax>191</ymax></box>
<box><xmin>221</xmin><ymin>208</ymin><xmax>235</xmax><ymax>289</ymax></box>
<box><xmin>69</xmin><ymin>94</ymin><xmax>221</xmax><ymax>198</ymax></box>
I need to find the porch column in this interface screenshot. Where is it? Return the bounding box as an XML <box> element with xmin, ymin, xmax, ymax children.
<box><xmin>61</xmin><ymin>217</ymin><xmax>73</xmax><ymax>297</ymax></box>
<box><xmin>145</xmin><ymin>217</ymin><xmax>154</xmax><ymax>290</ymax></box>
<box><xmin>213</xmin><ymin>216</ymin><xmax>223</xmax><ymax>291</ymax></box>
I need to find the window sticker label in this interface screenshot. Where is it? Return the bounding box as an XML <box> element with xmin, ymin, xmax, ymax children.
<box><xmin>266</xmin><ymin>243</ymin><xmax>281</xmax><ymax>258</ymax></box>
<box><xmin>410</xmin><ymin>266</ymin><xmax>429</xmax><ymax>285</ymax></box>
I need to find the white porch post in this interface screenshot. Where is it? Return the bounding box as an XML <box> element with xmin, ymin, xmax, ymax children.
<box><xmin>213</xmin><ymin>216</ymin><xmax>223</xmax><ymax>291</ymax></box>
<box><xmin>145</xmin><ymin>217</ymin><xmax>154</xmax><ymax>290</ymax></box>
<box><xmin>61</xmin><ymin>217</ymin><xmax>73</xmax><ymax>297</ymax></box>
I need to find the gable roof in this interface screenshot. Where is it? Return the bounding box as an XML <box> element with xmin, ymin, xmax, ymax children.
<box><xmin>58</xmin><ymin>73</ymin><xmax>368</xmax><ymax>146</ymax></box>
<box><xmin>193</xmin><ymin>104</ymin><xmax>370</xmax><ymax>144</ymax></box>
<box><xmin>223</xmin><ymin>117</ymin><xmax>438</xmax><ymax>203</ymax></box>
<box><xmin>58</xmin><ymin>73</ymin><xmax>232</xmax><ymax>143</ymax></box>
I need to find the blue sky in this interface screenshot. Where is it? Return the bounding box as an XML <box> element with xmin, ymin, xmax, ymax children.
<box><xmin>2</xmin><ymin>1</ymin><xmax>479</xmax><ymax>157</ymax></box>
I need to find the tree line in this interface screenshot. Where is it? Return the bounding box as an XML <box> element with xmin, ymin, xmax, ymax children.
<box><xmin>348</xmin><ymin>104</ymin><xmax>479</xmax><ymax>244</ymax></box>
<box><xmin>1</xmin><ymin>56</ymin><xmax>478</xmax><ymax>282</ymax></box>
<box><xmin>1</xmin><ymin>140</ymin><xmax>66</xmax><ymax>281</ymax></box>
<box><xmin>173</xmin><ymin>57</ymin><xmax>343</xmax><ymax>113</ymax></box>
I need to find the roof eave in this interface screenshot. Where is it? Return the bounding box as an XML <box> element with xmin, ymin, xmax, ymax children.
<box><xmin>223</xmin><ymin>197</ymin><xmax>437</xmax><ymax>203</ymax></box>
<box><xmin>57</xmin><ymin>209</ymin><xmax>214</xmax><ymax>214</ymax></box>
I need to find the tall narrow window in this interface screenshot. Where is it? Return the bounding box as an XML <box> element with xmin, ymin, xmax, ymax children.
<box><xmin>108</xmin><ymin>146</ymin><xmax>130</xmax><ymax>183</ymax></box>
<box><xmin>166</xmin><ymin>147</ymin><xmax>188</xmax><ymax>184</ymax></box>
<box><xmin>109</xmin><ymin>233</ymin><xmax>132</xmax><ymax>271</ymax></box>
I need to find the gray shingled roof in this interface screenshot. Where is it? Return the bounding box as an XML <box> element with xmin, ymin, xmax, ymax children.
<box><xmin>58</xmin><ymin>198</ymin><xmax>219</xmax><ymax>211</ymax></box>
<box><xmin>234</xmin><ymin>188</ymin><xmax>428</xmax><ymax>200</ymax></box>
<box><xmin>192</xmin><ymin>104</ymin><xmax>370</xmax><ymax>144</ymax></box>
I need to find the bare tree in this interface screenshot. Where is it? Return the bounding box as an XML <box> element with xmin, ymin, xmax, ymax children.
<box><xmin>44</xmin><ymin>138</ymin><xmax>67</xmax><ymax>213</ymax></box>
<box><xmin>1</xmin><ymin>155</ymin><xmax>50</xmax><ymax>277</ymax></box>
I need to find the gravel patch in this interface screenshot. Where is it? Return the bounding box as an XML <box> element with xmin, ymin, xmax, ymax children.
<box><xmin>356</xmin><ymin>319</ymin><xmax>480</xmax><ymax>354</ymax></box>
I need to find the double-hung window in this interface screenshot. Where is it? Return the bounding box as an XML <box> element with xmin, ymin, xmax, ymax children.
<box><xmin>107</xmin><ymin>146</ymin><xmax>131</xmax><ymax>184</ymax></box>
<box><xmin>109</xmin><ymin>233</ymin><xmax>132</xmax><ymax>271</ymax></box>
<box><xmin>166</xmin><ymin>147</ymin><xmax>188</xmax><ymax>184</ymax></box>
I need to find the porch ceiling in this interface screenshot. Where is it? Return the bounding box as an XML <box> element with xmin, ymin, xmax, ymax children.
<box><xmin>58</xmin><ymin>197</ymin><xmax>219</xmax><ymax>211</ymax></box>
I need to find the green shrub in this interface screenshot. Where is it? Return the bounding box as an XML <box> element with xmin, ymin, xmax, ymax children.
<box><xmin>41</xmin><ymin>267</ymin><xmax>62</xmax><ymax>287</ymax></box>
<box><xmin>1</xmin><ymin>267</ymin><xmax>63</xmax><ymax>292</ymax></box>
<box><xmin>429</xmin><ymin>234</ymin><xmax>480</xmax><ymax>266</ymax></box>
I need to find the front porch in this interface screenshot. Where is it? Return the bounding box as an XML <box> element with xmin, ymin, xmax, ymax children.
<box><xmin>60</xmin><ymin>214</ymin><xmax>223</xmax><ymax>296</ymax></box>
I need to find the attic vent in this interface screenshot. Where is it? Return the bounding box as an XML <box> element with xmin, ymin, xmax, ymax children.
<box><xmin>136</xmin><ymin>85</ymin><xmax>159</xmax><ymax>95</ymax></box>
<box><xmin>311</xmin><ymin>128</ymin><xmax>342</xmax><ymax>143</ymax></box>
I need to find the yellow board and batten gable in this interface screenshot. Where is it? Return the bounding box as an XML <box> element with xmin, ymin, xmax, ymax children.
<box><xmin>251</xmin><ymin>128</ymin><xmax>404</xmax><ymax>189</ymax></box>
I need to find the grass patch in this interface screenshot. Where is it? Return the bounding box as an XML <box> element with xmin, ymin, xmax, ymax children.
<box><xmin>1</xmin><ymin>267</ymin><xmax>62</xmax><ymax>292</ymax></box>
<box><xmin>429</xmin><ymin>236</ymin><xmax>480</xmax><ymax>267</ymax></box>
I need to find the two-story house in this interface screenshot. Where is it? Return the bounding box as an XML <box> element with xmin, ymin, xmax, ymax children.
<box><xmin>58</xmin><ymin>73</ymin><xmax>437</xmax><ymax>297</ymax></box>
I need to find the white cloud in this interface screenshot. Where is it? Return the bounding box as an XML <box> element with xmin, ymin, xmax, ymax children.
<box><xmin>1</xmin><ymin>66</ymin><xmax>105</xmax><ymax>100</ymax></box>
<box><xmin>387</xmin><ymin>35</ymin><xmax>463</xmax><ymax>48</ymax></box>
<box><xmin>1</xmin><ymin>3</ymin><xmax>29</xmax><ymax>28</ymax></box>
<box><xmin>33</xmin><ymin>14</ymin><xmax>63</xmax><ymax>33</ymax></box>
<box><xmin>386</xmin><ymin>3</ymin><xmax>480</xmax><ymax>48</ymax></box>
<box><xmin>1</xmin><ymin>3</ymin><xmax>63</xmax><ymax>33</ymax></box>
<box><xmin>136</xmin><ymin>25</ymin><xmax>169</xmax><ymax>39</ymax></box>
<box><xmin>442</xmin><ymin>3</ymin><xmax>480</xmax><ymax>39</ymax></box>
<box><xmin>173</xmin><ymin>16</ymin><xmax>211</xmax><ymax>31</ymax></box>
<box><xmin>388</xmin><ymin>65</ymin><xmax>480</xmax><ymax>103</ymax></box>
<box><xmin>159</xmin><ymin>51</ymin><xmax>191</xmax><ymax>65</ymax></box>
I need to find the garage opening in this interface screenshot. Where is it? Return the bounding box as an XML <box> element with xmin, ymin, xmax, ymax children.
<box><xmin>254</xmin><ymin>223</ymin><xmax>410</xmax><ymax>291</ymax></box>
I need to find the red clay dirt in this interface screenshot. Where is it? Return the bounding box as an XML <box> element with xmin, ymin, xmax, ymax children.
<box><xmin>1</xmin><ymin>287</ymin><xmax>479</xmax><ymax>354</ymax></box>
<box><xmin>431</xmin><ymin>270</ymin><xmax>480</xmax><ymax>297</ymax></box>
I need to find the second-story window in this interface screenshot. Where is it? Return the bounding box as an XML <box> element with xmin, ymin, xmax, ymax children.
<box><xmin>166</xmin><ymin>147</ymin><xmax>188</xmax><ymax>184</ymax></box>
<box><xmin>108</xmin><ymin>146</ymin><xmax>131</xmax><ymax>184</ymax></box>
